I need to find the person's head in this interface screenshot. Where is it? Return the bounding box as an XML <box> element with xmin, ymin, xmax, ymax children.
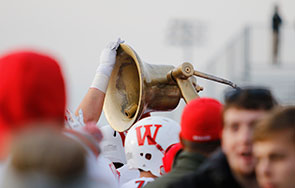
<box><xmin>0</xmin><ymin>51</ymin><xmax>66</xmax><ymax>159</ymax></box>
<box><xmin>253</xmin><ymin>106</ymin><xmax>295</xmax><ymax>188</ymax></box>
<box><xmin>274</xmin><ymin>4</ymin><xmax>279</xmax><ymax>12</ymax></box>
<box><xmin>124</xmin><ymin>116</ymin><xmax>180</xmax><ymax>177</ymax></box>
<box><xmin>180</xmin><ymin>98</ymin><xmax>223</xmax><ymax>156</ymax></box>
<box><xmin>2</xmin><ymin>127</ymin><xmax>87</xmax><ymax>188</ymax></box>
<box><xmin>221</xmin><ymin>87</ymin><xmax>277</xmax><ymax>177</ymax></box>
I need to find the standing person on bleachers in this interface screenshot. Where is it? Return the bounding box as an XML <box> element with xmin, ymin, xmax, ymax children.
<box><xmin>272</xmin><ymin>4</ymin><xmax>283</xmax><ymax>65</ymax></box>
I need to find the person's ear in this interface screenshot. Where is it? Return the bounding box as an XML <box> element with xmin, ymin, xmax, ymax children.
<box><xmin>179</xmin><ymin>134</ymin><xmax>184</xmax><ymax>147</ymax></box>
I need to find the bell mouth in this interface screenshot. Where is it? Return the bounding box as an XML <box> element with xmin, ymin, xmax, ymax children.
<box><xmin>103</xmin><ymin>44</ymin><xmax>143</xmax><ymax>132</ymax></box>
<box><xmin>103</xmin><ymin>44</ymin><xmax>182</xmax><ymax>132</ymax></box>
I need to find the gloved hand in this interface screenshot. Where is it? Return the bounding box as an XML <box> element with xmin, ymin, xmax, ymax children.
<box><xmin>65</xmin><ymin>109</ymin><xmax>85</xmax><ymax>129</ymax></box>
<box><xmin>90</xmin><ymin>38</ymin><xmax>124</xmax><ymax>92</ymax></box>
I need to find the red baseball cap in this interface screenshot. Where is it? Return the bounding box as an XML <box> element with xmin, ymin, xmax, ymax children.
<box><xmin>180</xmin><ymin>98</ymin><xmax>223</xmax><ymax>142</ymax></box>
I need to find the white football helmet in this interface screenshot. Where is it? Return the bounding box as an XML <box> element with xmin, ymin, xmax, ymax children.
<box><xmin>100</xmin><ymin>125</ymin><xmax>127</xmax><ymax>164</ymax></box>
<box><xmin>124</xmin><ymin>116</ymin><xmax>180</xmax><ymax>177</ymax></box>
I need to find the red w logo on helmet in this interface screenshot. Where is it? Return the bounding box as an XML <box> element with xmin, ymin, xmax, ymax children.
<box><xmin>135</xmin><ymin>124</ymin><xmax>162</xmax><ymax>146</ymax></box>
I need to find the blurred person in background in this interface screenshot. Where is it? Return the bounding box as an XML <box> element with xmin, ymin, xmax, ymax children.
<box><xmin>169</xmin><ymin>87</ymin><xmax>277</xmax><ymax>188</ymax></box>
<box><xmin>1</xmin><ymin>128</ymin><xmax>90</xmax><ymax>188</ymax></box>
<box><xmin>0</xmin><ymin>50</ymin><xmax>66</xmax><ymax>163</ymax></box>
<box><xmin>64</xmin><ymin>122</ymin><xmax>119</xmax><ymax>188</ymax></box>
<box><xmin>145</xmin><ymin>98</ymin><xmax>223</xmax><ymax>188</ymax></box>
<box><xmin>121</xmin><ymin>116</ymin><xmax>180</xmax><ymax>188</ymax></box>
<box><xmin>272</xmin><ymin>4</ymin><xmax>283</xmax><ymax>65</ymax></box>
<box><xmin>0</xmin><ymin>38</ymin><xmax>123</xmax><ymax>187</ymax></box>
<box><xmin>253</xmin><ymin>106</ymin><xmax>295</xmax><ymax>188</ymax></box>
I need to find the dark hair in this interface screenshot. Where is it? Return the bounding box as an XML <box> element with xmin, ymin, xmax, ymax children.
<box><xmin>224</xmin><ymin>87</ymin><xmax>277</xmax><ymax>112</ymax></box>
<box><xmin>253</xmin><ymin>106</ymin><xmax>295</xmax><ymax>143</ymax></box>
<box><xmin>181</xmin><ymin>138</ymin><xmax>220</xmax><ymax>156</ymax></box>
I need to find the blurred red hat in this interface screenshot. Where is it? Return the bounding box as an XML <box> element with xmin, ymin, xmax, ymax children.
<box><xmin>180</xmin><ymin>98</ymin><xmax>223</xmax><ymax>142</ymax></box>
<box><xmin>0</xmin><ymin>50</ymin><xmax>66</xmax><ymax>158</ymax></box>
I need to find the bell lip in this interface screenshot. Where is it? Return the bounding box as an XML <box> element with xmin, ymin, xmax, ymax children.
<box><xmin>104</xmin><ymin>43</ymin><xmax>144</xmax><ymax>132</ymax></box>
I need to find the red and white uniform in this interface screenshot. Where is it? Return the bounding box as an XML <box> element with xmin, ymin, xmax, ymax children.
<box><xmin>118</xmin><ymin>164</ymin><xmax>140</xmax><ymax>186</ymax></box>
<box><xmin>94</xmin><ymin>155</ymin><xmax>120</xmax><ymax>188</ymax></box>
<box><xmin>64</xmin><ymin>129</ymin><xmax>119</xmax><ymax>188</ymax></box>
<box><xmin>120</xmin><ymin>177</ymin><xmax>154</xmax><ymax>188</ymax></box>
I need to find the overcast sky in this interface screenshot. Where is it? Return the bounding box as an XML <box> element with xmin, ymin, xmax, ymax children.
<box><xmin>0</xmin><ymin>0</ymin><xmax>294</xmax><ymax>124</ymax></box>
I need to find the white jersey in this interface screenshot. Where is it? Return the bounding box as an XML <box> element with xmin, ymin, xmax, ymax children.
<box><xmin>0</xmin><ymin>161</ymin><xmax>7</xmax><ymax>185</ymax></box>
<box><xmin>117</xmin><ymin>164</ymin><xmax>140</xmax><ymax>186</ymax></box>
<box><xmin>64</xmin><ymin>131</ymin><xmax>119</xmax><ymax>188</ymax></box>
<box><xmin>94</xmin><ymin>155</ymin><xmax>119</xmax><ymax>188</ymax></box>
<box><xmin>120</xmin><ymin>177</ymin><xmax>154</xmax><ymax>188</ymax></box>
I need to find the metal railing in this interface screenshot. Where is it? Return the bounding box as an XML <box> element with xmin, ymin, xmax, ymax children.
<box><xmin>201</xmin><ymin>24</ymin><xmax>295</xmax><ymax>105</ymax></box>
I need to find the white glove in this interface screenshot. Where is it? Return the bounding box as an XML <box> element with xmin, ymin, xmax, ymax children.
<box><xmin>64</xmin><ymin>109</ymin><xmax>85</xmax><ymax>129</ymax></box>
<box><xmin>90</xmin><ymin>38</ymin><xmax>124</xmax><ymax>92</ymax></box>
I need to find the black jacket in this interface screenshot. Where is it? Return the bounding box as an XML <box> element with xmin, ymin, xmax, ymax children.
<box><xmin>144</xmin><ymin>151</ymin><xmax>206</xmax><ymax>188</ymax></box>
<box><xmin>168</xmin><ymin>150</ymin><xmax>242</xmax><ymax>188</ymax></box>
<box><xmin>272</xmin><ymin>12</ymin><xmax>282</xmax><ymax>32</ymax></box>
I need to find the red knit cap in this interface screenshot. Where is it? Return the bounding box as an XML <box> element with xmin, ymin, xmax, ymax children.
<box><xmin>0</xmin><ymin>51</ymin><xmax>66</xmax><ymax>158</ymax></box>
<box><xmin>180</xmin><ymin>98</ymin><xmax>223</xmax><ymax>142</ymax></box>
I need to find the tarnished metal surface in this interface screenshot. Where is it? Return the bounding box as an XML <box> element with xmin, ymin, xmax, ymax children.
<box><xmin>103</xmin><ymin>44</ymin><xmax>180</xmax><ymax>132</ymax></box>
<box><xmin>103</xmin><ymin>44</ymin><xmax>238</xmax><ymax>132</ymax></box>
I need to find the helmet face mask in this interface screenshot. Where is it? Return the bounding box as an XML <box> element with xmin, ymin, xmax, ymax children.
<box><xmin>124</xmin><ymin>116</ymin><xmax>180</xmax><ymax>177</ymax></box>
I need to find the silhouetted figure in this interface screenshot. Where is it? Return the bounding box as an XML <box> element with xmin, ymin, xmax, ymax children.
<box><xmin>272</xmin><ymin>5</ymin><xmax>283</xmax><ymax>65</ymax></box>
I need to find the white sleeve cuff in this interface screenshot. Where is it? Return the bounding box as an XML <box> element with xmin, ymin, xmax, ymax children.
<box><xmin>90</xmin><ymin>74</ymin><xmax>109</xmax><ymax>93</ymax></box>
